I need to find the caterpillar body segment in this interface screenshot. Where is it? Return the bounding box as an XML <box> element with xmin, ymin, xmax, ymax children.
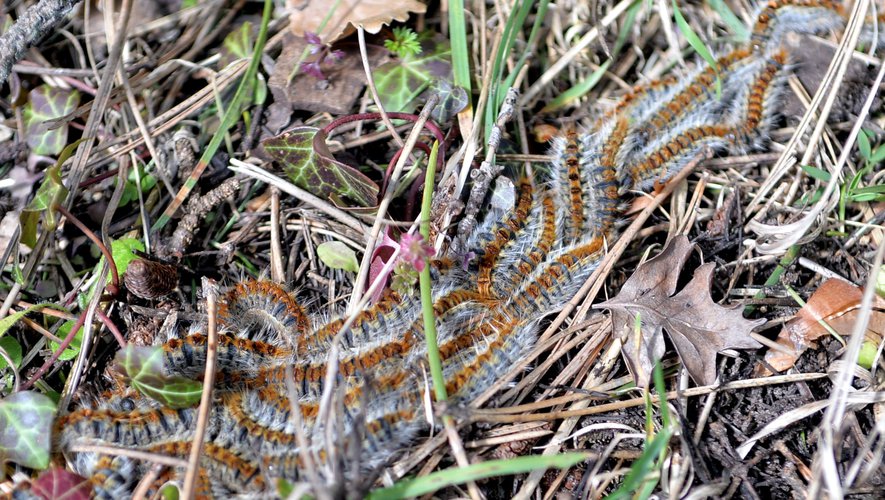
<box><xmin>751</xmin><ymin>0</ymin><xmax>844</xmax><ymax>54</ymax></box>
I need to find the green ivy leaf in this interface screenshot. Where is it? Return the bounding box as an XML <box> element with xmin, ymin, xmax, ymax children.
<box><xmin>19</xmin><ymin>164</ymin><xmax>69</xmax><ymax>248</ymax></box>
<box><xmin>23</xmin><ymin>85</ymin><xmax>80</xmax><ymax>156</ymax></box>
<box><xmin>262</xmin><ymin>126</ymin><xmax>379</xmax><ymax>207</ymax></box>
<box><xmin>219</xmin><ymin>22</ymin><xmax>255</xmax><ymax>69</ymax></box>
<box><xmin>374</xmin><ymin>34</ymin><xmax>453</xmax><ymax>114</ymax></box>
<box><xmin>0</xmin><ymin>336</ymin><xmax>23</xmax><ymax>370</ymax></box>
<box><xmin>119</xmin><ymin>164</ymin><xmax>158</xmax><ymax>206</ymax></box>
<box><xmin>48</xmin><ymin>320</ymin><xmax>83</xmax><ymax>362</ymax></box>
<box><xmin>427</xmin><ymin>78</ymin><xmax>468</xmax><ymax>124</ymax></box>
<box><xmin>114</xmin><ymin>345</ymin><xmax>203</xmax><ymax>409</ymax></box>
<box><xmin>0</xmin><ymin>391</ymin><xmax>57</xmax><ymax>469</ymax></box>
<box><xmin>317</xmin><ymin>241</ymin><xmax>359</xmax><ymax>272</ymax></box>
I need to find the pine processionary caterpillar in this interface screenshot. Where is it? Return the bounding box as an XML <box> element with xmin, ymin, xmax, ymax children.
<box><xmin>55</xmin><ymin>2</ymin><xmax>882</xmax><ymax>497</ymax></box>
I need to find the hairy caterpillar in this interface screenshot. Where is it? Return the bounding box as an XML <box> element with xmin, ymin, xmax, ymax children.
<box><xmin>44</xmin><ymin>1</ymin><xmax>879</xmax><ymax>498</ymax></box>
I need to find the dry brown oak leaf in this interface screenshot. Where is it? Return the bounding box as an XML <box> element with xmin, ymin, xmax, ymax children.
<box><xmin>596</xmin><ymin>235</ymin><xmax>763</xmax><ymax>387</ymax></box>
<box><xmin>288</xmin><ymin>0</ymin><xmax>427</xmax><ymax>43</ymax></box>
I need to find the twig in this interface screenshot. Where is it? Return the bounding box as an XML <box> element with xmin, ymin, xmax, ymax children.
<box><xmin>357</xmin><ymin>26</ymin><xmax>404</xmax><ymax>148</ymax></box>
<box><xmin>451</xmin><ymin>87</ymin><xmax>519</xmax><ymax>255</ymax></box>
<box><xmin>181</xmin><ymin>278</ymin><xmax>220</xmax><ymax>499</ymax></box>
<box><xmin>53</xmin><ymin>204</ymin><xmax>120</xmax><ymax>293</ymax></box>
<box><xmin>270</xmin><ymin>188</ymin><xmax>285</xmax><ymax>282</ymax></box>
<box><xmin>0</xmin><ymin>0</ymin><xmax>82</xmax><ymax>84</ymax></box>
<box><xmin>228</xmin><ymin>159</ymin><xmax>367</xmax><ymax>236</ymax></box>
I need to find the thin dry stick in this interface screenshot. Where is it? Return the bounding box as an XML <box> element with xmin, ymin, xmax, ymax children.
<box><xmin>270</xmin><ymin>188</ymin><xmax>285</xmax><ymax>283</ymax></box>
<box><xmin>357</xmin><ymin>26</ymin><xmax>404</xmax><ymax>148</ymax></box>
<box><xmin>228</xmin><ymin>159</ymin><xmax>367</xmax><ymax>236</ymax></box>
<box><xmin>70</xmin><ymin>443</ymin><xmax>189</xmax><ymax>468</ymax></box>
<box><xmin>181</xmin><ymin>278</ymin><xmax>220</xmax><ymax>499</ymax></box>
<box><xmin>131</xmin><ymin>464</ymin><xmax>166</xmax><ymax>500</ymax></box>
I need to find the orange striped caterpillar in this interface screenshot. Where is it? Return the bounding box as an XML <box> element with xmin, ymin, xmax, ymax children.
<box><xmin>52</xmin><ymin>1</ymin><xmax>879</xmax><ymax>497</ymax></box>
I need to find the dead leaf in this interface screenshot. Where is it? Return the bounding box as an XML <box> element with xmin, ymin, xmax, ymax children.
<box><xmin>268</xmin><ymin>33</ymin><xmax>387</xmax><ymax>115</ymax></box>
<box><xmin>757</xmin><ymin>278</ymin><xmax>885</xmax><ymax>375</ymax></box>
<box><xmin>288</xmin><ymin>0</ymin><xmax>427</xmax><ymax>44</ymax></box>
<box><xmin>596</xmin><ymin>235</ymin><xmax>763</xmax><ymax>386</ymax></box>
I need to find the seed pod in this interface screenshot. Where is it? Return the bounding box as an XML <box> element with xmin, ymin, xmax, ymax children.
<box><xmin>123</xmin><ymin>258</ymin><xmax>178</xmax><ymax>300</ymax></box>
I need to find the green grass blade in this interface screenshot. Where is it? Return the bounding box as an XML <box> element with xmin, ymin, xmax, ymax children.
<box><xmin>673</xmin><ymin>0</ymin><xmax>721</xmax><ymax>98</ymax></box>
<box><xmin>706</xmin><ymin>0</ymin><xmax>750</xmax><ymax>40</ymax></box>
<box><xmin>367</xmin><ymin>453</ymin><xmax>589</xmax><ymax>500</ymax></box>
<box><xmin>541</xmin><ymin>60</ymin><xmax>611</xmax><ymax>112</ymax></box>
<box><xmin>448</xmin><ymin>0</ymin><xmax>472</xmax><ymax>106</ymax></box>
<box><xmin>485</xmin><ymin>0</ymin><xmax>535</xmax><ymax>142</ymax></box>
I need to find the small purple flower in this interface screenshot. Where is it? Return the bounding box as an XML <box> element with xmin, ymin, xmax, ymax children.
<box><xmin>305</xmin><ymin>32</ymin><xmax>323</xmax><ymax>52</ymax></box>
<box><xmin>300</xmin><ymin>60</ymin><xmax>325</xmax><ymax>79</ymax></box>
<box><xmin>399</xmin><ymin>233</ymin><xmax>435</xmax><ymax>272</ymax></box>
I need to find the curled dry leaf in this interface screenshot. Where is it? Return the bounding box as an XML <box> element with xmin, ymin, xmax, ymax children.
<box><xmin>287</xmin><ymin>0</ymin><xmax>427</xmax><ymax>44</ymax></box>
<box><xmin>757</xmin><ymin>278</ymin><xmax>885</xmax><ymax>375</ymax></box>
<box><xmin>596</xmin><ymin>235</ymin><xmax>763</xmax><ymax>387</ymax></box>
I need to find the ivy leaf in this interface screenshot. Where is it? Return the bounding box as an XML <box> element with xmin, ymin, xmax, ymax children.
<box><xmin>427</xmin><ymin>78</ymin><xmax>469</xmax><ymax>124</ymax></box>
<box><xmin>0</xmin><ymin>336</ymin><xmax>22</xmax><ymax>370</ymax></box>
<box><xmin>23</xmin><ymin>85</ymin><xmax>80</xmax><ymax>156</ymax></box>
<box><xmin>114</xmin><ymin>345</ymin><xmax>203</xmax><ymax>409</ymax></box>
<box><xmin>30</xmin><ymin>467</ymin><xmax>92</xmax><ymax>500</ymax></box>
<box><xmin>19</xmin><ymin>164</ymin><xmax>69</xmax><ymax>248</ymax></box>
<box><xmin>262</xmin><ymin>126</ymin><xmax>379</xmax><ymax>207</ymax></box>
<box><xmin>0</xmin><ymin>391</ymin><xmax>57</xmax><ymax>469</ymax></box>
<box><xmin>374</xmin><ymin>34</ymin><xmax>453</xmax><ymax>114</ymax></box>
<box><xmin>219</xmin><ymin>22</ymin><xmax>255</xmax><ymax>68</ymax></box>
<box><xmin>317</xmin><ymin>241</ymin><xmax>359</xmax><ymax>272</ymax></box>
<box><xmin>48</xmin><ymin>320</ymin><xmax>83</xmax><ymax>362</ymax></box>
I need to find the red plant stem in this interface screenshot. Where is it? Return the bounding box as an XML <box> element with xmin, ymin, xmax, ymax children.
<box><xmin>96</xmin><ymin>308</ymin><xmax>127</xmax><ymax>349</ymax></box>
<box><xmin>382</xmin><ymin>141</ymin><xmax>432</xmax><ymax>195</ymax></box>
<box><xmin>323</xmin><ymin>112</ymin><xmax>445</xmax><ymax>145</ymax></box>
<box><xmin>78</xmin><ymin>168</ymin><xmax>119</xmax><ymax>189</ymax></box>
<box><xmin>322</xmin><ymin>112</ymin><xmax>447</xmax><ymax>174</ymax></box>
<box><xmin>54</xmin><ymin>204</ymin><xmax>120</xmax><ymax>292</ymax></box>
<box><xmin>19</xmin><ymin>307</ymin><xmax>88</xmax><ymax>391</ymax></box>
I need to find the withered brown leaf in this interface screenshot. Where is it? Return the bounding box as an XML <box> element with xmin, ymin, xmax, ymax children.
<box><xmin>596</xmin><ymin>235</ymin><xmax>763</xmax><ymax>387</ymax></box>
<box><xmin>288</xmin><ymin>0</ymin><xmax>427</xmax><ymax>44</ymax></box>
<box><xmin>756</xmin><ymin>278</ymin><xmax>885</xmax><ymax>375</ymax></box>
